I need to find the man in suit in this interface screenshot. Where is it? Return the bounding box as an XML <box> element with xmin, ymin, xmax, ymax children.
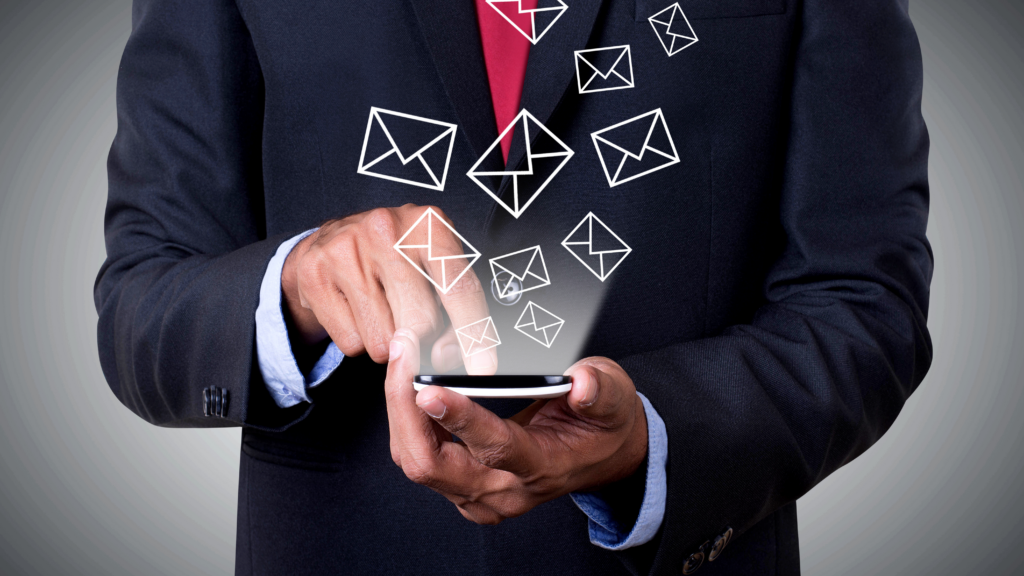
<box><xmin>95</xmin><ymin>0</ymin><xmax>932</xmax><ymax>574</ymax></box>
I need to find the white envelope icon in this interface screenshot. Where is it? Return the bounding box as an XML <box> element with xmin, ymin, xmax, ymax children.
<box><xmin>561</xmin><ymin>212</ymin><xmax>632</xmax><ymax>282</ymax></box>
<box><xmin>574</xmin><ymin>45</ymin><xmax>634</xmax><ymax>94</ymax></box>
<box><xmin>649</xmin><ymin>3</ymin><xmax>699</xmax><ymax>56</ymax></box>
<box><xmin>489</xmin><ymin>246</ymin><xmax>550</xmax><ymax>299</ymax></box>
<box><xmin>456</xmin><ymin>316</ymin><xmax>501</xmax><ymax>357</ymax></box>
<box><xmin>467</xmin><ymin>109</ymin><xmax>574</xmax><ymax>219</ymax></box>
<box><xmin>591</xmin><ymin>108</ymin><xmax>680</xmax><ymax>188</ymax></box>
<box><xmin>486</xmin><ymin>0</ymin><xmax>568</xmax><ymax>45</ymax></box>
<box><xmin>393</xmin><ymin>208</ymin><xmax>481</xmax><ymax>294</ymax></box>
<box><xmin>515</xmin><ymin>301</ymin><xmax>565</xmax><ymax>348</ymax></box>
<box><xmin>357</xmin><ymin>107</ymin><xmax>458</xmax><ymax>191</ymax></box>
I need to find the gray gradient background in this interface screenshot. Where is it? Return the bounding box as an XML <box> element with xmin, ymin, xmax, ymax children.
<box><xmin>1</xmin><ymin>0</ymin><xmax>1021</xmax><ymax>574</ymax></box>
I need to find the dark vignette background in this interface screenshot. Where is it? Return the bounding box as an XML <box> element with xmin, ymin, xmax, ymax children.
<box><xmin>1</xmin><ymin>1</ymin><xmax>1022</xmax><ymax>574</ymax></box>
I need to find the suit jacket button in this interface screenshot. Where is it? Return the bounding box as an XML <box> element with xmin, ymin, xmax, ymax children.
<box><xmin>682</xmin><ymin>552</ymin><xmax>703</xmax><ymax>574</ymax></box>
<box><xmin>709</xmin><ymin>527</ymin><xmax>733</xmax><ymax>562</ymax></box>
<box><xmin>682</xmin><ymin>541</ymin><xmax>709</xmax><ymax>574</ymax></box>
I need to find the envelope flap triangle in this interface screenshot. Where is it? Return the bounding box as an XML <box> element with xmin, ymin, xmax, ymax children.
<box><xmin>459</xmin><ymin>318</ymin><xmax>491</xmax><ymax>343</ymax></box>
<box><xmin>526</xmin><ymin>115</ymin><xmax>569</xmax><ymax>156</ymax></box>
<box><xmin>644</xmin><ymin>113</ymin><xmax>674</xmax><ymax>155</ymax></box>
<box><xmin>579</xmin><ymin>47</ymin><xmax>628</xmax><ymax>77</ymax></box>
<box><xmin>456</xmin><ymin>330</ymin><xmax>479</xmax><ymax>348</ymax></box>
<box><xmin>531</xmin><ymin>7</ymin><xmax>563</xmax><ymax>36</ymax></box>
<box><xmin>493</xmin><ymin>248</ymin><xmax>537</xmax><ymax>276</ymax></box>
<box><xmin>594</xmin><ymin>113</ymin><xmax>655</xmax><ymax>159</ymax></box>
<box><xmin>649</xmin><ymin>4</ymin><xmax>674</xmax><ymax>24</ymax></box>
<box><xmin>530</xmin><ymin>304</ymin><xmax>563</xmax><ymax>330</ymax></box>
<box><xmin>668</xmin><ymin>8</ymin><xmax>695</xmax><ymax>37</ymax></box>
<box><xmin>377</xmin><ymin>111</ymin><xmax>453</xmax><ymax>161</ymax></box>
<box><xmin>417</xmin><ymin>135</ymin><xmax>454</xmax><ymax>182</ymax></box>
<box><xmin>491</xmin><ymin>1</ymin><xmax>535</xmax><ymax>36</ymax></box>
<box><xmin>363</xmin><ymin>119</ymin><xmax>397</xmax><ymax>162</ymax></box>
<box><xmin>563</xmin><ymin>217</ymin><xmax>592</xmax><ymax>244</ymax></box>
<box><xmin>468</xmin><ymin>142</ymin><xmax>506</xmax><ymax>196</ymax></box>
<box><xmin>650</xmin><ymin>19</ymin><xmax>670</xmax><ymax>38</ymax></box>
<box><xmin>590</xmin><ymin>219</ymin><xmax>630</xmax><ymax>253</ymax></box>
<box><xmin>364</xmin><ymin>153</ymin><xmax>443</xmax><ymax>189</ymax></box>
<box><xmin>535</xmin><ymin>0</ymin><xmax>565</xmax><ymax>9</ymax></box>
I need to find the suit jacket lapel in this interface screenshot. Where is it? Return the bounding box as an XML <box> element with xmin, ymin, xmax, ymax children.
<box><xmin>408</xmin><ymin>0</ymin><xmax>499</xmax><ymax>162</ymax></box>
<box><xmin>496</xmin><ymin>0</ymin><xmax>605</xmax><ymax>215</ymax></box>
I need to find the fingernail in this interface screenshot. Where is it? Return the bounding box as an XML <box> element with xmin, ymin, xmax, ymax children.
<box><xmin>578</xmin><ymin>371</ymin><xmax>598</xmax><ymax>407</ymax></box>
<box><xmin>417</xmin><ymin>394</ymin><xmax>447</xmax><ymax>419</ymax></box>
<box><xmin>389</xmin><ymin>340</ymin><xmax>404</xmax><ymax>362</ymax></box>
<box><xmin>441</xmin><ymin>344</ymin><xmax>462</xmax><ymax>371</ymax></box>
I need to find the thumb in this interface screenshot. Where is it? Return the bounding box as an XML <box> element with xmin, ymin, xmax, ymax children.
<box><xmin>384</xmin><ymin>329</ymin><xmax>443</xmax><ymax>456</ymax></box>
<box><xmin>565</xmin><ymin>361</ymin><xmax>629</xmax><ymax>422</ymax></box>
<box><xmin>416</xmin><ymin>386</ymin><xmax>538</xmax><ymax>475</ymax></box>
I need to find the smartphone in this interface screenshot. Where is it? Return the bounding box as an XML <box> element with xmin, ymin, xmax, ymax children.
<box><xmin>413</xmin><ymin>375</ymin><xmax>572</xmax><ymax>399</ymax></box>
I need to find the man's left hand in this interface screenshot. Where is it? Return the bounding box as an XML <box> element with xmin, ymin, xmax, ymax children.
<box><xmin>385</xmin><ymin>329</ymin><xmax>649</xmax><ymax>525</ymax></box>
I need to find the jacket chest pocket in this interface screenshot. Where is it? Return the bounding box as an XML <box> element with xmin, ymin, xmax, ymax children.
<box><xmin>636</xmin><ymin>0</ymin><xmax>786</xmax><ymax>22</ymax></box>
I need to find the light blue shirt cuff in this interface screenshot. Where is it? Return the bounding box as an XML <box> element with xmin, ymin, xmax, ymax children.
<box><xmin>570</xmin><ymin>392</ymin><xmax>668</xmax><ymax>550</ymax></box>
<box><xmin>255</xmin><ymin>229</ymin><xmax>345</xmax><ymax>408</ymax></box>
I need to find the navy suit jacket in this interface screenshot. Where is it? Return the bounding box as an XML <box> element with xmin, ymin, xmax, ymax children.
<box><xmin>96</xmin><ymin>0</ymin><xmax>932</xmax><ymax>574</ymax></box>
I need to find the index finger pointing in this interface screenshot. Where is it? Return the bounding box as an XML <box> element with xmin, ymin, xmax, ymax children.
<box><xmin>438</xmin><ymin>269</ymin><xmax>497</xmax><ymax>375</ymax></box>
<box><xmin>405</xmin><ymin>208</ymin><xmax>495</xmax><ymax>375</ymax></box>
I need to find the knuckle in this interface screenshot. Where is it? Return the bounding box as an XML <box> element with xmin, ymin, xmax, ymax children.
<box><xmin>317</xmin><ymin>240</ymin><xmax>356</xmax><ymax>276</ymax></box>
<box><xmin>297</xmin><ymin>250</ymin><xmax>329</xmax><ymax>291</ymax></box>
<box><xmin>402</xmin><ymin>307</ymin><xmax>441</xmax><ymax>339</ymax></box>
<box><xmin>444</xmin><ymin>271</ymin><xmax>483</xmax><ymax>298</ymax></box>
<box><xmin>326</xmin><ymin>234</ymin><xmax>359</xmax><ymax>265</ymax></box>
<box><xmin>422</xmin><ymin>205</ymin><xmax>446</xmax><ymax>220</ymax></box>
<box><xmin>364</xmin><ymin>209</ymin><xmax>398</xmax><ymax>242</ymax></box>
<box><xmin>493</xmin><ymin>496</ymin><xmax>529</xmax><ymax>520</ymax></box>
<box><xmin>402</xmin><ymin>458</ymin><xmax>436</xmax><ymax>487</ymax></box>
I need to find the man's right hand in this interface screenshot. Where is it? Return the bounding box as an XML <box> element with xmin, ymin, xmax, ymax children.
<box><xmin>281</xmin><ymin>204</ymin><xmax>496</xmax><ymax>374</ymax></box>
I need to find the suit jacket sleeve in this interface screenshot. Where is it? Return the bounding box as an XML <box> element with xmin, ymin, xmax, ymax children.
<box><xmin>615</xmin><ymin>1</ymin><xmax>933</xmax><ymax>573</ymax></box>
<box><xmin>95</xmin><ymin>0</ymin><xmax>307</xmax><ymax>429</ymax></box>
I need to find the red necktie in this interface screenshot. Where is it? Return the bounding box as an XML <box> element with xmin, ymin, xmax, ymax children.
<box><xmin>474</xmin><ymin>0</ymin><xmax>537</xmax><ymax>163</ymax></box>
